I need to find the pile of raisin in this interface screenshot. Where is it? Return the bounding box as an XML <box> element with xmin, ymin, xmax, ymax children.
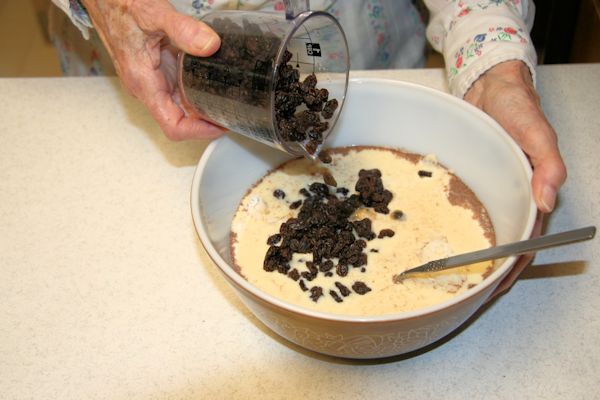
<box><xmin>264</xmin><ymin>168</ymin><xmax>395</xmax><ymax>303</ymax></box>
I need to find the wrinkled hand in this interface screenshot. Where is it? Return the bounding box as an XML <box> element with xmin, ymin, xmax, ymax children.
<box><xmin>81</xmin><ymin>0</ymin><xmax>226</xmax><ymax>140</ymax></box>
<box><xmin>465</xmin><ymin>60</ymin><xmax>567</xmax><ymax>298</ymax></box>
<box><xmin>465</xmin><ymin>60</ymin><xmax>567</xmax><ymax>213</ymax></box>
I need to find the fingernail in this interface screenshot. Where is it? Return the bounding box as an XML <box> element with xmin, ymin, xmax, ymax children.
<box><xmin>195</xmin><ymin>33</ymin><xmax>219</xmax><ymax>53</ymax></box>
<box><xmin>194</xmin><ymin>24</ymin><xmax>220</xmax><ymax>51</ymax></box>
<box><xmin>540</xmin><ymin>185</ymin><xmax>556</xmax><ymax>212</ymax></box>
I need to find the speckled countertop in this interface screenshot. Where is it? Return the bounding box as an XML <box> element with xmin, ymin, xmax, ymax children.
<box><xmin>1</xmin><ymin>65</ymin><xmax>599</xmax><ymax>400</ymax></box>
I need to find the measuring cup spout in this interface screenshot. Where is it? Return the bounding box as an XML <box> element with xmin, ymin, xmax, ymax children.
<box><xmin>284</xmin><ymin>0</ymin><xmax>310</xmax><ymax>19</ymax></box>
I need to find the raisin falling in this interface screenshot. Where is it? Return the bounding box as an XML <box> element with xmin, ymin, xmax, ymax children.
<box><xmin>323</xmin><ymin>171</ymin><xmax>338</xmax><ymax>187</ymax></box>
<box><xmin>318</xmin><ymin>150</ymin><xmax>332</xmax><ymax>164</ymax></box>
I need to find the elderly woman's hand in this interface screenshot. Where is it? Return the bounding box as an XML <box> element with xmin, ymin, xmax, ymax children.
<box><xmin>465</xmin><ymin>60</ymin><xmax>567</xmax><ymax>298</ymax></box>
<box><xmin>464</xmin><ymin>60</ymin><xmax>567</xmax><ymax>214</ymax></box>
<box><xmin>80</xmin><ymin>0</ymin><xmax>226</xmax><ymax>140</ymax></box>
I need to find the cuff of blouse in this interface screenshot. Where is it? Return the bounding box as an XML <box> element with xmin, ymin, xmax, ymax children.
<box><xmin>68</xmin><ymin>0</ymin><xmax>93</xmax><ymax>38</ymax></box>
<box><xmin>451</xmin><ymin>45</ymin><xmax>538</xmax><ymax>100</ymax></box>
<box><xmin>443</xmin><ymin>25</ymin><xmax>538</xmax><ymax>99</ymax></box>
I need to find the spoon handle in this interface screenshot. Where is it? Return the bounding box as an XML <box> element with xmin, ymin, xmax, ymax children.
<box><xmin>395</xmin><ymin>226</ymin><xmax>596</xmax><ymax>280</ymax></box>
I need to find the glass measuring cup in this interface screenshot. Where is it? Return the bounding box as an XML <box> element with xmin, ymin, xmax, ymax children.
<box><xmin>177</xmin><ymin>9</ymin><xmax>349</xmax><ymax>158</ymax></box>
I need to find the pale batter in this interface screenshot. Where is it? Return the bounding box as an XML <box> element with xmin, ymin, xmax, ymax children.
<box><xmin>231</xmin><ymin>146</ymin><xmax>495</xmax><ymax>316</ymax></box>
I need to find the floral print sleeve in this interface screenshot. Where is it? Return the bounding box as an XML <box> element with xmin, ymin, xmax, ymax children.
<box><xmin>50</xmin><ymin>0</ymin><xmax>427</xmax><ymax>75</ymax></box>
<box><xmin>51</xmin><ymin>0</ymin><xmax>94</xmax><ymax>39</ymax></box>
<box><xmin>424</xmin><ymin>0</ymin><xmax>537</xmax><ymax>98</ymax></box>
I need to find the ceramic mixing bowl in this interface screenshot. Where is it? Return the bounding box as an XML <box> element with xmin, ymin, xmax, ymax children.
<box><xmin>190</xmin><ymin>78</ymin><xmax>537</xmax><ymax>359</ymax></box>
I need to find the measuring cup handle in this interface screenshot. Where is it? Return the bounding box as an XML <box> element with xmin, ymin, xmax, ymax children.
<box><xmin>284</xmin><ymin>0</ymin><xmax>310</xmax><ymax>19</ymax></box>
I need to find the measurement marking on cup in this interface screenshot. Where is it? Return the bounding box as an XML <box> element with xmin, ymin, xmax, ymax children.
<box><xmin>306</xmin><ymin>43</ymin><xmax>321</xmax><ymax>56</ymax></box>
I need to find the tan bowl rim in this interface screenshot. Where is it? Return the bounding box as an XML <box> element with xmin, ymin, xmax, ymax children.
<box><xmin>190</xmin><ymin>78</ymin><xmax>537</xmax><ymax>324</ymax></box>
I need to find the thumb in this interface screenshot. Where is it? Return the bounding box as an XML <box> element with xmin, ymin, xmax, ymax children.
<box><xmin>530</xmin><ymin>148</ymin><xmax>567</xmax><ymax>213</ymax></box>
<box><xmin>161</xmin><ymin>11</ymin><xmax>221</xmax><ymax>56</ymax></box>
<box><xmin>135</xmin><ymin>3</ymin><xmax>221</xmax><ymax>56</ymax></box>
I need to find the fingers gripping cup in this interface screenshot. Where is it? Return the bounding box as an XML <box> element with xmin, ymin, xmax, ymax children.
<box><xmin>177</xmin><ymin>9</ymin><xmax>349</xmax><ymax>158</ymax></box>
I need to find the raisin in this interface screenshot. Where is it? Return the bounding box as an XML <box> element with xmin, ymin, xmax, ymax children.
<box><xmin>319</xmin><ymin>259</ymin><xmax>334</xmax><ymax>272</ymax></box>
<box><xmin>282</xmin><ymin>49</ymin><xmax>293</xmax><ymax>63</ymax></box>
<box><xmin>353</xmin><ymin>219</ymin><xmax>376</xmax><ymax>240</ymax></box>
<box><xmin>329</xmin><ymin>290</ymin><xmax>343</xmax><ymax>303</ymax></box>
<box><xmin>355</xmin><ymin>169</ymin><xmax>392</xmax><ymax>214</ymax></box>
<box><xmin>318</xmin><ymin>150</ymin><xmax>332</xmax><ymax>164</ymax></box>
<box><xmin>321</xmin><ymin>99</ymin><xmax>338</xmax><ymax>119</ymax></box>
<box><xmin>391</xmin><ymin>210</ymin><xmax>404</xmax><ymax>220</ymax></box>
<box><xmin>322</xmin><ymin>171</ymin><xmax>337</xmax><ymax>187</ymax></box>
<box><xmin>352</xmin><ymin>281</ymin><xmax>372</xmax><ymax>295</ymax></box>
<box><xmin>354</xmin><ymin>253</ymin><xmax>368</xmax><ymax>268</ymax></box>
<box><xmin>378</xmin><ymin>229</ymin><xmax>395</xmax><ymax>238</ymax></box>
<box><xmin>301</xmin><ymin>73</ymin><xmax>317</xmax><ymax>91</ymax></box>
<box><xmin>299</xmin><ymin>279</ymin><xmax>308</xmax><ymax>292</ymax></box>
<box><xmin>309</xmin><ymin>286</ymin><xmax>324</xmax><ymax>302</ymax></box>
<box><xmin>418</xmin><ymin>170</ymin><xmax>433</xmax><ymax>177</ymax></box>
<box><xmin>273</xmin><ymin>189</ymin><xmax>286</xmax><ymax>199</ymax></box>
<box><xmin>336</xmin><ymin>263</ymin><xmax>349</xmax><ymax>277</ymax></box>
<box><xmin>301</xmin><ymin>271</ymin><xmax>316</xmax><ymax>281</ymax></box>
<box><xmin>304</xmin><ymin>140</ymin><xmax>319</xmax><ymax>155</ymax></box>
<box><xmin>334</xmin><ymin>282</ymin><xmax>351</xmax><ymax>297</ymax></box>
<box><xmin>288</xmin><ymin>268</ymin><xmax>300</xmax><ymax>281</ymax></box>
<box><xmin>263</xmin><ymin>245</ymin><xmax>291</xmax><ymax>272</ymax></box>
<box><xmin>306</xmin><ymin>261</ymin><xmax>318</xmax><ymax>275</ymax></box>
<box><xmin>266</xmin><ymin>233</ymin><xmax>282</xmax><ymax>245</ymax></box>
<box><xmin>308</xmin><ymin>182</ymin><xmax>330</xmax><ymax>197</ymax></box>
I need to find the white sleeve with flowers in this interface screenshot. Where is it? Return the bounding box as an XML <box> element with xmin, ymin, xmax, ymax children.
<box><xmin>50</xmin><ymin>0</ymin><xmax>94</xmax><ymax>39</ymax></box>
<box><xmin>424</xmin><ymin>0</ymin><xmax>537</xmax><ymax>98</ymax></box>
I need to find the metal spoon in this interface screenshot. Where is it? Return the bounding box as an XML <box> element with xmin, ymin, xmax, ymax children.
<box><xmin>393</xmin><ymin>226</ymin><xmax>596</xmax><ymax>283</ymax></box>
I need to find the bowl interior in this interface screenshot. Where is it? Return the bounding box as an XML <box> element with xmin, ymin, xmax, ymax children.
<box><xmin>192</xmin><ymin>78</ymin><xmax>536</xmax><ymax>318</ymax></box>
